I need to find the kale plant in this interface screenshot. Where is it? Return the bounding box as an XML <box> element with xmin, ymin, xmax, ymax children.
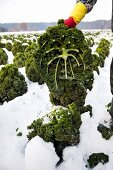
<box><xmin>13</xmin><ymin>52</ymin><xmax>26</xmax><ymax>68</ymax></box>
<box><xmin>11</xmin><ymin>40</ymin><xmax>27</xmax><ymax>55</ymax></box>
<box><xmin>24</xmin><ymin>42</ymin><xmax>38</xmax><ymax>59</ymax></box>
<box><xmin>0</xmin><ymin>48</ymin><xmax>8</xmax><ymax>65</ymax></box>
<box><xmin>96</xmin><ymin>38</ymin><xmax>111</xmax><ymax>59</ymax></box>
<box><xmin>5</xmin><ymin>42</ymin><xmax>12</xmax><ymax>51</ymax></box>
<box><xmin>24</xmin><ymin>42</ymin><xmax>44</xmax><ymax>84</ymax></box>
<box><xmin>92</xmin><ymin>38</ymin><xmax>112</xmax><ymax>74</ymax></box>
<box><xmin>25</xmin><ymin>56</ymin><xmax>44</xmax><ymax>84</ymax></box>
<box><xmin>0</xmin><ymin>64</ymin><xmax>27</xmax><ymax>104</ymax></box>
<box><xmin>0</xmin><ymin>41</ymin><xmax>5</xmax><ymax>48</ymax></box>
<box><xmin>27</xmin><ymin>103</ymin><xmax>82</xmax><ymax>164</ymax></box>
<box><xmin>85</xmin><ymin>36</ymin><xmax>95</xmax><ymax>47</ymax></box>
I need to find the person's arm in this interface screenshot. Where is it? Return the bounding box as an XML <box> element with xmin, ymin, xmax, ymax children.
<box><xmin>64</xmin><ymin>0</ymin><xmax>97</xmax><ymax>28</ymax></box>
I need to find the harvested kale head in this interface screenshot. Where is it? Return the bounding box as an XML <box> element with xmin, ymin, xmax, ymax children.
<box><xmin>34</xmin><ymin>20</ymin><xmax>94</xmax><ymax>107</ymax></box>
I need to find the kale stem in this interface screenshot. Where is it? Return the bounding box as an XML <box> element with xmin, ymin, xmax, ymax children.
<box><xmin>62</xmin><ymin>48</ymin><xmax>68</xmax><ymax>60</ymax></box>
<box><xmin>67</xmin><ymin>49</ymin><xmax>79</xmax><ymax>53</ymax></box>
<box><xmin>64</xmin><ymin>58</ymin><xmax>68</xmax><ymax>79</ymax></box>
<box><xmin>68</xmin><ymin>54</ymin><xmax>80</xmax><ymax>66</ymax></box>
<box><xmin>55</xmin><ymin>58</ymin><xmax>61</xmax><ymax>88</ymax></box>
<box><xmin>47</xmin><ymin>56</ymin><xmax>60</xmax><ymax>66</ymax></box>
<box><xmin>45</xmin><ymin>47</ymin><xmax>59</xmax><ymax>53</ymax></box>
<box><xmin>79</xmin><ymin>54</ymin><xmax>85</xmax><ymax>70</ymax></box>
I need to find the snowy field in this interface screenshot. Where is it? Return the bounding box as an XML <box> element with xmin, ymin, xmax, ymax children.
<box><xmin>0</xmin><ymin>29</ymin><xmax>113</xmax><ymax>170</ymax></box>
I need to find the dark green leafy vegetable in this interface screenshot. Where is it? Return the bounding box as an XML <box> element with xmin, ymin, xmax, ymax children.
<box><xmin>5</xmin><ymin>42</ymin><xmax>12</xmax><ymax>51</ymax></box>
<box><xmin>0</xmin><ymin>48</ymin><xmax>8</xmax><ymax>65</ymax></box>
<box><xmin>86</xmin><ymin>153</ymin><xmax>109</xmax><ymax>168</ymax></box>
<box><xmin>11</xmin><ymin>40</ymin><xmax>27</xmax><ymax>55</ymax></box>
<box><xmin>0</xmin><ymin>64</ymin><xmax>27</xmax><ymax>104</ymax></box>
<box><xmin>25</xmin><ymin>56</ymin><xmax>44</xmax><ymax>84</ymax></box>
<box><xmin>97</xmin><ymin>123</ymin><xmax>113</xmax><ymax>140</ymax></box>
<box><xmin>13</xmin><ymin>52</ymin><xmax>26</xmax><ymax>68</ymax></box>
<box><xmin>27</xmin><ymin>103</ymin><xmax>82</xmax><ymax>163</ymax></box>
<box><xmin>96</xmin><ymin>38</ymin><xmax>111</xmax><ymax>57</ymax></box>
<box><xmin>24</xmin><ymin>42</ymin><xmax>44</xmax><ymax>84</ymax></box>
<box><xmin>0</xmin><ymin>41</ymin><xmax>5</xmax><ymax>48</ymax></box>
<box><xmin>85</xmin><ymin>36</ymin><xmax>95</xmax><ymax>47</ymax></box>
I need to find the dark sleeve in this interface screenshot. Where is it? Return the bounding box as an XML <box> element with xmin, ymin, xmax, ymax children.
<box><xmin>110</xmin><ymin>58</ymin><xmax>113</xmax><ymax>95</ymax></box>
<box><xmin>77</xmin><ymin>0</ymin><xmax>97</xmax><ymax>12</ymax></box>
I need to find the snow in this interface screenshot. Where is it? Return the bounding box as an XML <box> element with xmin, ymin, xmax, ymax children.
<box><xmin>25</xmin><ymin>136</ymin><xmax>59</xmax><ymax>170</ymax></box>
<box><xmin>0</xmin><ymin>30</ymin><xmax>113</xmax><ymax>170</ymax></box>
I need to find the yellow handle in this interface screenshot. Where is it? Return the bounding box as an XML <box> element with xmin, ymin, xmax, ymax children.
<box><xmin>70</xmin><ymin>2</ymin><xmax>87</xmax><ymax>24</ymax></box>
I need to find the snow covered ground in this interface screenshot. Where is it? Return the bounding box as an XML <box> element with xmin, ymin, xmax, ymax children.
<box><xmin>0</xmin><ymin>30</ymin><xmax>113</xmax><ymax>170</ymax></box>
